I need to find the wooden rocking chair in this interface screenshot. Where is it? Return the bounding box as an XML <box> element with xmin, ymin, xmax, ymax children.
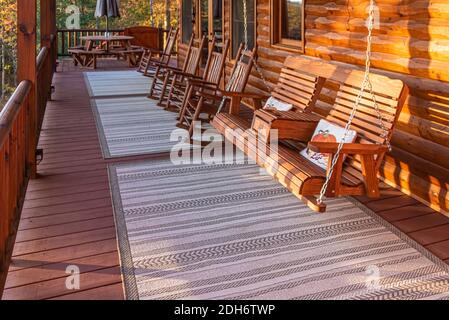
<box><xmin>213</xmin><ymin>58</ymin><xmax>409</xmax><ymax>212</ymax></box>
<box><xmin>148</xmin><ymin>34</ymin><xmax>206</xmax><ymax>106</ymax></box>
<box><xmin>177</xmin><ymin>43</ymin><xmax>254</xmax><ymax>139</ymax></box>
<box><xmin>162</xmin><ymin>36</ymin><xmax>215</xmax><ymax>111</ymax></box>
<box><xmin>138</xmin><ymin>27</ymin><xmax>178</xmax><ymax>78</ymax></box>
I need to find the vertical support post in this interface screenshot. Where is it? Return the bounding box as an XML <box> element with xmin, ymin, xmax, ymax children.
<box><xmin>17</xmin><ymin>0</ymin><xmax>37</xmax><ymax>179</ymax></box>
<box><xmin>40</xmin><ymin>0</ymin><xmax>57</xmax><ymax>93</ymax></box>
<box><xmin>41</xmin><ymin>0</ymin><xmax>57</xmax><ymax>64</ymax></box>
<box><xmin>166</xmin><ymin>0</ymin><xmax>171</xmax><ymax>29</ymax></box>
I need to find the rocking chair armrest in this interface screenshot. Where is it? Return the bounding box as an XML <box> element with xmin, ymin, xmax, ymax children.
<box><xmin>147</xmin><ymin>57</ymin><xmax>170</xmax><ymax>66</ymax></box>
<box><xmin>186</xmin><ymin>79</ymin><xmax>218</xmax><ymax>88</ymax></box>
<box><xmin>307</xmin><ymin>142</ymin><xmax>389</xmax><ymax>155</ymax></box>
<box><xmin>168</xmin><ymin>68</ymin><xmax>202</xmax><ymax>79</ymax></box>
<box><xmin>163</xmin><ymin>65</ymin><xmax>183</xmax><ymax>72</ymax></box>
<box><xmin>145</xmin><ymin>49</ymin><xmax>164</xmax><ymax>56</ymax></box>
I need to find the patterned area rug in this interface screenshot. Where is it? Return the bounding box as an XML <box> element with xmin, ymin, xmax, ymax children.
<box><xmin>84</xmin><ymin>71</ymin><xmax>151</xmax><ymax>97</ymax></box>
<box><xmin>108</xmin><ymin>159</ymin><xmax>449</xmax><ymax>300</ymax></box>
<box><xmin>92</xmin><ymin>96</ymin><xmax>196</xmax><ymax>159</ymax></box>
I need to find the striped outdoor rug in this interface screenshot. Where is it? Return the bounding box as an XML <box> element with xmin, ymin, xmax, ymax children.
<box><xmin>84</xmin><ymin>71</ymin><xmax>151</xmax><ymax>97</ymax></box>
<box><xmin>92</xmin><ymin>96</ymin><xmax>197</xmax><ymax>159</ymax></box>
<box><xmin>109</xmin><ymin>159</ymin><xmax>449</xmax><ymax>300</ymax></box>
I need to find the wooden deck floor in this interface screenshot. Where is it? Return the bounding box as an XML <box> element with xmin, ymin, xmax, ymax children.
<box><xmin>2</xmin><ymin>60</ymin><xmax>126</xmax><ymax>300</ymax></box>
<box><xmin>2</xmin><ymin>59</ymin><xmax>449</xmax><ymax>300</ymax></box>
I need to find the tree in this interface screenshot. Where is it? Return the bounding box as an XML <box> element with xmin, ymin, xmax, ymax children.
<box><xmin>0</xmin><ymin>0</ymin><xmax>17</xmax><ymax>107</ymax></box>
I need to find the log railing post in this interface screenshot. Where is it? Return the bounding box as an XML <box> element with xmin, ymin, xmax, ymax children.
<box><xmin>17</xmin><ymin>0</ymin><xmax>37</xmax><ymax>179</ymax></box>
<box><xmin>40</xmin><ymin>0</ymin><xmax>57</xmax><ymax>72</ymax></box>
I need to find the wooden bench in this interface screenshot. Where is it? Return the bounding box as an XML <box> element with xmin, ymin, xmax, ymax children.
<box><xmin>68</xmin><ymin>47</ymin><xmax>106</xmax><ymax>69</ymax></box>
<box><xmin>115</xmin><ymin>47</ymin><xmax>145</xmax><ymax>67</ymax></box>
<box><xmin>212</xmin><ymin>57</ymin><xmax>409</xmax><ymax>212</ymax></box>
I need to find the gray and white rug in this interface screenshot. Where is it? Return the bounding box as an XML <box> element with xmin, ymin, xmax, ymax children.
<box><xmin>92</xmin><ymin>96</ymin><xmax>196</xmax><ymax>159</ymax></box>
<box><xmin>108</xmin><ymin>159</ymin><xmax>449</xmax><ymax>300</ymax></box>
<box><xmin>84</xmin><ymin>71</ymin><xmax>151</xmax><ymax>97</ymax></box>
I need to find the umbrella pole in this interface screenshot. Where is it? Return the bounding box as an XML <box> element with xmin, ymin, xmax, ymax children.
<box><xmin>106</xmin><ymin>16</ymin><xmax>109</xmax><ymax>36</ymax></box>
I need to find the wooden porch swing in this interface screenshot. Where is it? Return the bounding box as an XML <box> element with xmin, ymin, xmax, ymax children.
<box><xmin>212</xmin><ymin>0</ymin><xmax>409</xmax><ymax>212</ymax></box>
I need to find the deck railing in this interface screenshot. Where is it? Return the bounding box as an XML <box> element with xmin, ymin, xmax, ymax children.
<box><xmin>37</xmin><ymin>35</ymin><xmax>57</xmax><ymax>130</ymax></box>
<box><xmin>57</xmin><ymin>28</ymin><xmax>124</xmax><ymax>56</ymax></box>
<box><xmin>0</xmin><ymin>35</ymin><xmax>57</xmax><ymax>297</ymax></box>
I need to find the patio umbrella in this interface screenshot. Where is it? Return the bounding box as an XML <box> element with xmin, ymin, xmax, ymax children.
<box><xmin>95</xmin><ymin>0</ymin><xmax>121</xmax><ymax>36</ymax></box>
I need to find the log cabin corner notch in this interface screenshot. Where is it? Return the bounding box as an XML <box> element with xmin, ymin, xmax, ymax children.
<box><xmin>177</xmin><ymin>0</ymin><xmax>449</xmax><ymax>215</ymax></box>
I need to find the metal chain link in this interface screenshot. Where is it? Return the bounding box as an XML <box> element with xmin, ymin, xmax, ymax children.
<box><xmin>217</xmin><ymin>0</ymin><xmax>271</xmax><ymax>113</ymax></box>
<box><xmin>216</xmin><ymin>0</ymin><xmax>248</xmax><ymax>113</ymax></box>
<box><xmin>317</xmin><ymin>0</ymin><xmax>390</xmax><ymax>204</ymax></box>
<box><xmin>253</xmin><ymin>58</ymin><xmax>272</xmax><ymax>92</ymax></box>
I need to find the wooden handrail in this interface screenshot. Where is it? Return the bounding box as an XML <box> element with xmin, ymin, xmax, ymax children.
<box><xmin>0</xmin><ymin>80</ymin><xmax>33</xmax><ymax>297</ymax></box>
<box><xmin>0</xmin><ymin>33</ymin><xmax>57</xmax><ymax>298</ymax></box>
<box><xmin>0</xmin><ymin>81</ymin><xmax>32</xmax><ymax>149</ymax></box>
<box><xmin>1</xmin><ymin>2</ymin><xmax>58</xmax><ymax>298</ymax></box>
<box><xmin>36</xmin><ymin>47</ymin><xmax>49</xmax><ymax>73</ymax></box>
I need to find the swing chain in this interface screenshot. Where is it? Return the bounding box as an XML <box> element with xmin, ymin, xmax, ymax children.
<box><xmin>216</xmin><ymin>0</ymin><xmax>248</xmax><ymax>113</ymax></box>
<box><xmin>317</xmin><ymin>0</ymin><xmax>390</xmax><ymax>205</ymax></box>
<box><xmin>253</xmin><ymin>57</ymin><xmax>272</xmax><ymax>92</ymax></box>
<box><xmin>217</xmin><ymin>0</ymin><xmax>270</xmax><ymax>113</ymax></box>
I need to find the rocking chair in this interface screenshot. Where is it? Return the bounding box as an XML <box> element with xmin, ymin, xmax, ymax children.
<box><xmin>138</xmin><ymin>27</ymin><xmax>178</xmax><ymax>78</ymax></box>
<box><xmin>177</xmin><ymin>43</ymin><xmax>254</xmax><ymax>139</ymax></box>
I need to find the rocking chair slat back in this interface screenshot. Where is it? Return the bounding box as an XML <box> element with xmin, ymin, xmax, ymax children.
<box><xmin>161</xmin><ymin>28</ymin><xmax>178</xmax><ymax>64</ymax></box>
<box><xmin>138</xmin><ymin>27</ymin><xmax>178</xmax><ymax>74</ymax></box>
<box><xmin>185</xmin><ymin>46</ymin><xmax>202</xmax><ymax>75</ymax></box>
<box><xmin>226</xmin><ymin>44</ymin><xmax>256</xmax><ymax>93</ymax></box>
<box><xmin>161</xmin><ymin>35</ymin><xmax>207</xmax><ymax>109</ymax></box>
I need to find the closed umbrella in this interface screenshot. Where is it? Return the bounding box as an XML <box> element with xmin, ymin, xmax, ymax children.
<box><xmin>95</xmin><ymin>0</ymin><xmax>121</xmax><ymax>36</ymax></box>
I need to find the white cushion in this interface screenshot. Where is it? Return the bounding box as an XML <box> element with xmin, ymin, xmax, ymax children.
<box><xmin>300</xmin><ymin>119</ymin><xmax>357</xmax><ymax>170</ymax></box>
<box><xmin>263</xmin><ymin>96</ymin><xmax>293</xmax><ymax>111</ymax></box>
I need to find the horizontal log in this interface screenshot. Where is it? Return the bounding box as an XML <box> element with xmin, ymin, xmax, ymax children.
<box><xmin>306</xmin><ymin>42</ymin><xmax>449</xmax><ymax>82</ymax></box>
<box><xmin>391</xmin><ymin>129</ymin><xmax>449</xmax><ymax>169</ymax></box>
<box><xmin>306</xmin><ymin>29</ymin><xmax>449</xmax><ymax>62</ymax></box>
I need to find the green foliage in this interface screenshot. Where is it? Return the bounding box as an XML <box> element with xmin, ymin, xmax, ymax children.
<box><xmin>56</xmin><ymin>0</ymin><xmax>178</xmax><ymax>29</ymax></box>
<box><xmin>0</xmin><ymin>0</ymin><xmax>17</xmax><ymax>107</ymax></box>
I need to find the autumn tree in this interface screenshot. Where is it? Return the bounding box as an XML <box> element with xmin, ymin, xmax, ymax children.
<box><xmin>0</xmin><ymin>0</ymin><xmax>17</xmax><ymax>105</ymax></box>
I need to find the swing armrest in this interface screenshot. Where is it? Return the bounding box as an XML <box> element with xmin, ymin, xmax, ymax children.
<box><xmin>307</xmin><ymin>142</ymin><xmax>388</xmax><ymax>155</ymax></box>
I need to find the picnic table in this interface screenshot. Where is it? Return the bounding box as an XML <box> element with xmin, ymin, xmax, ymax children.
<box><xmin>69</xmin><ymin>35</ymin><xmax>143</xmax><ymax>69</ymax></box>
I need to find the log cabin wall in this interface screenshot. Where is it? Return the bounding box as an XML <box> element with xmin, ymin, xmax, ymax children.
<box><xmin>177</xmin><ymin>0</ymin><xmax>449</xmax><ymax>214</ymax></box>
